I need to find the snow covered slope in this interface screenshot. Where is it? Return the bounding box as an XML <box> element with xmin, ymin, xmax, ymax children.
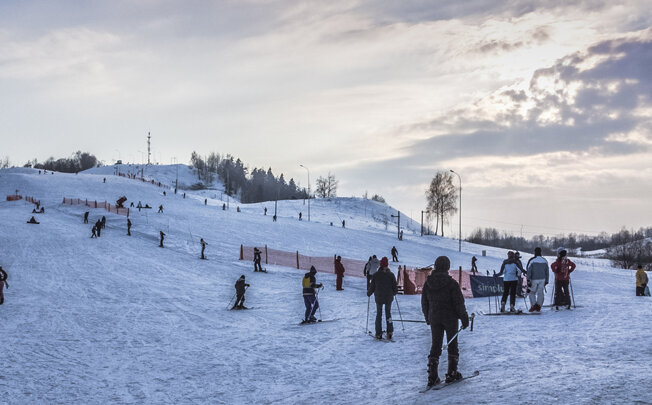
<box><xmin>0</xmin><ymin>167</ymin><xmax>649</xmax><ymax>404</ymax></box>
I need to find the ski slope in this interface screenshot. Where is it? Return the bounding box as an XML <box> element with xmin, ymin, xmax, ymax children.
<box><xmin>0</xmin><ymin>167</ymin><xmax>649</xmax><ymax>404</ymax></box>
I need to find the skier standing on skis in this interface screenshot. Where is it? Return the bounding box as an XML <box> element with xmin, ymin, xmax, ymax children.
<box><xmin>526</xmin><ymin>247</ymin><xmax>549</xmax><ymax>312</ymax></box>
<box><xmin>496</xmin><ymin>251</ymin><xmax>526</xmax><ymax>312</ymax></box>
<box><xmin>514</xmin><ymin>251</ymin><xmax>525</xmax><ymax>298</ymax></box>
<box><xmin>391</xmin><ymin>246</ymin><xmax>399</xmax><ymax>262</ymax></box>
<box><xmin>127</xmin><ymin>218</ymin><xmax>132</xmax><ymax>236</ymax></box>
<box><xmin>471</xmin><ymin>256</ymin><xmax>478</xmax><ymax>274</ymax></box>
<box><xmin>367</xmin><ymin>257</ymin><xmax>398</xmax><ymax>340</ymax></box>
<box><xmin>421</xmin><ymin>256</ymin><xmax>470</xmax><ymax>387</ymax></box>
<box><xmin>302</xmin><ymin>266</ymin><xmax>323</xmax><ymax>323</ymax></box>
<box><xmin>334</xmin><ymin>255</ymin><xmax>345</xmax><ymax>291</ymax></box>
<box><xmin>232</xmin><ymin>275</ymin><xmax>250</xmax><ymax>309</ymax></box>
<box><xmin>636</xmin><ymin>265</ymin><xmax>648</xmax><ymax>296</ymax></box>
<box><xmin>0</xmin><ymin>265</ymin><xmax>8</xmax><ymax>305</ymax></box>
<box><xmin>253</xmin><ymin>248</ymin><xmax>263</xmax><ymax>272</ymax></box>
<box><xmin>200</xmin><ymin>238</ymin><xmax>207</xmax><ymax>259</ymax></box>
<box><xmin>551</xmin><ymin>248</ymin><xmax>576</xmax><ymax>309</ymax></box>
<box><xmin>365</xmin><ymin>255</ymin><xmax>380</xmax><ymax>289</ymax></box>
<box><xmin>83</xmin><ymin>211</ymin><xmax>89</xmax><ymax>224</ymax></box>
<box><xmin>159</xmin><ymin>231</ymin><xmax>165</xmax><ymax>248</ymax></box>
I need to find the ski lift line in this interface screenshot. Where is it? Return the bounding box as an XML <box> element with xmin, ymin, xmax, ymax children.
<box><xmin>463</xmin><ymin>215</ymin><xmax>605</xmax><ymax>235</ymax></box>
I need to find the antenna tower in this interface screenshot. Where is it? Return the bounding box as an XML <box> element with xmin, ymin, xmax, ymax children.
<box><xmin>147</xmin><ymin>132</ymin><xmax>151</xmax><ymax>165</ymax></box>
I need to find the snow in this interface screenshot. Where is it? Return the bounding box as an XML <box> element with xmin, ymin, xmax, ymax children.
<box><xmin>0</xmin><ymin>166</ymin><xmax>650</xmax><ymax>404</ymax></box>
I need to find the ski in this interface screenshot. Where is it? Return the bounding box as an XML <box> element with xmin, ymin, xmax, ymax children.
<box><xmin>430</xmin><ymin>370</ymin><xmax>480</xmax><ymax>391</ymax></box>
<box><xmin>229</xmin><ymin>307</ymin><xmax>254</xmax><ymax>310</ymax></box>
<box><xmin>367</xmin><ymin>331</ymin><xmax>395</xmax><ymax>342</ymax></box>
<box><xmin>299</xmin><ymin>318</ymin><xmax>338</xmax><ymax>325</ymax></box>
<box><xmin>479</xmin><ymin>310</ymin><xmax>541</xmax><ymax>316</ymax></box>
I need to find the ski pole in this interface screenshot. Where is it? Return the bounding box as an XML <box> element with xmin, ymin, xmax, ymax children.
<box><xmin>226</xmin><ymin>292</ymin><xmax>236</xmax><ymax>309</ymax></box>
<box><xmin>470</xmin><ymin>313</ymin><xmax>475</xmax><ymax>332</ymax></box>
<box><xmin>394</xmin><ymin>295</ymin><xmax>405</xmax><ymax>332</ymax></box>
<box><xmin>366</xmin><ymin>296</ymin><xmax>370</xmax><ymax>335</ymax></box>
<box><xmin>442</xmin><ymin>328</ymin><xmax>463</xmax><ymax>351</ymax></box>
<box><xmin>316</xmin><ymin>288</ymin><xmax>323</xmax><ymax>321</ymax></box>
<box><xmin>570</xmin><ymin>278</ymin><xmax>576</xmax><ymax>308</ymax></box>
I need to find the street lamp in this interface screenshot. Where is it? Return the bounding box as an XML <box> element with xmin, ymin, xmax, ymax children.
<box><xmin>300</xmin><ymin>164</ymin><xmax>311</xmax><ymax>221</ymax></box>
<box><xmin>450</xmin><ymin>170</ymin><xmax>461</xmax><ymax>252</ymax></box>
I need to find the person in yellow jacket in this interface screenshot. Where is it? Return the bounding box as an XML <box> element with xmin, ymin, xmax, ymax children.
<box><xmin>635</xmin><ymin>265</ymin><xmax>648</xmax><ymax>296</ymax></box>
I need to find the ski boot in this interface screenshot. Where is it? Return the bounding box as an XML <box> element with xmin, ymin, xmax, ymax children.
<box><xmin>309</xmin><ymin>316</ymin><xmax>318</xmax><ymax>323</ymax></box>
<box><xmin>427</xmin><ymin>356</ymin><xmax>440</xmax><ymax>387</ymax></box>
<box><xmin>500</xmin><ymin>301</ymin><xmax>506</xmax><ymax>312</ymax></box>
<box><xmin>509</xmin><ymin>305</ymin><xmax>516</xmax><ymax>313</ymax></box>
<box><xmin>445</xmin><ymin>355</ymin><xmax>462</xmax><ymax>383</ymax></box>
<box><xmin>375</xmin><ymin>333</ymin><xmax>383</xmax><ymax>340</ymax></box>
<box><xmin>387</xmin><ymin>331</ymin><xmax>393</xmax><ymax>340</ymax></box>
<box><xmin>238</xmin><ymin>305</ymin><xmax>248</xmax><ymax>310</ymax></box>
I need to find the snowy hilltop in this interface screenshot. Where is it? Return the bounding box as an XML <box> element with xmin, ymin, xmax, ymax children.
<box><xmin>0</xmin><ymin>166</ymin><xmax>648</xmax><ymax>404</ymax></box>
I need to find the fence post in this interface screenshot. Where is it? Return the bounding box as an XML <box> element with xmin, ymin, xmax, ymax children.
<box><xmin>265</xmin><ymin>245</ymin><xmax>268</xmax><ymax>264</ymax></box>
<box><xmin>127</xmin><ymin>208</ymin><xmax>129</xmax><ymax>217</ymax></box>
<box><xmin>240</xmin><ymin>244</ymin><xmax>244</xmax><ymax>260</ymax></box>
<box><xmin>296</xmin><ymin>251</ymin><xmax>300</xmax><ymax>269</ymax></box>
<box><xmin>459</xmin><ymin>266</ymin><xmax>462</xmax><ymax>291</ymax></box>
<box><xmin>95</xmin><ymin>201</ymin><xmax>97</xmax><ymax>208</ymax></box>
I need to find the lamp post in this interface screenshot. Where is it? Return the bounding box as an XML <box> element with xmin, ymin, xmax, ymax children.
<box><xmin>450</xmin><ymin>170</ymin><xmax>462</xmax><ymax>252</ymax></box>
<box><xmin>300</xmin><ymin>164</ymin><xmax>310</xmax><ymax>221</ymax></box>
<box><xmin>391</xmin><ymin>211</ymin><xmax>401</xmax><ymax>240</ymax></box>
<box><xmin>172</xmin><ymin>157</ymin><xmax>178</xmax><ymax>194</ymax></box>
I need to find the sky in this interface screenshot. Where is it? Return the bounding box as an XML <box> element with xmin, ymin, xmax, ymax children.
<box><xmin>1</xmin><ymin>0</ymin><xmax>651</xmax><ymax>238</ymax></box>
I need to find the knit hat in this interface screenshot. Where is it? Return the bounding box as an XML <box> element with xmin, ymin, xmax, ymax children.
<box><xmin>380</xmin><ymin>257</ymin><xmax>389</xmax><ymax>268</ymax></box>
<box><xmin>534</xmin><ymin>247</ymin><xmax>542</xmax><ymax>256</ymax></box>
<box><xmin>557</xmin><ymin>247</ymin><xmax>567</xmax><ymax>257</ymax></box>
<box><xmin>309</xmin><ymin>265</ymin><xmax>316</xmax><ymax>273</ymax></box>
<box><xmin>240</xmin><ymin>275</ymin><xmax>245</xmax><ymax>279</ymax></box>
<box><xmin>434</xmin><ymin>256</ymin><xmax>450</xmax><ymax>272</ymax></box>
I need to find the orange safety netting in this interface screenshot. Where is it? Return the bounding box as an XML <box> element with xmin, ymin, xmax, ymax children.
<box><xmin>62</xmin><ymin>197</ymin><xmax>130</xmax><ymax>217</ymax></box>
<box><xmin>6</xmin><ymin>195</ymin><xmax>22</xmax><ymax>201</ymax></box>
<box><xmin>401</xmin><ymin>268</ymin><xmax>474</xmax><ymax>298</ymax></box>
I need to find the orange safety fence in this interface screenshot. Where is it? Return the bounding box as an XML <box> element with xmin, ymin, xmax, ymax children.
<box><xmin>240</xmin><ymin>245</ymin><xmax>368</xmax><ymax>277</ymax></box>
<box><xmin>62</xmin><ymin>197</ymin><xmax>130</xmax><ymax>217</ymax></box>
<box><xmin>25</xmin><ymin>196</ymin><xmax>41</xmax><ymax>206</ymax></box>
<box><xmin>400</xmin><ymin>267</ymin><xmax>474</xmax><ymax>298</ymax></box>
<box><xmin>6</xmin><ymin>195</ymin><xmax>22</xmax><ymax>201</ymax></box>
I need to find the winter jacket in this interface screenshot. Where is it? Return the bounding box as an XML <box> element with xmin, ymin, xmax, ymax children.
<box><xmin>421</xmin><ymin>272</ymin><xmax>469</xmax><ymax>325</ymax></box>
<box><xmin>367</xmin><ymin>267</ymin><xmax>397</xmax><ymax>304</ymax></box>
<box><xmin>551</xmin><ymin>258</ymin><xmax>576</xmax><ymax>281</ymax></box>
<box><xmin>498</xmin><ymin>258</ymin><xmax>524</xmax><ymax>282</ymax></box>
<box><xmin>235</xmin><ymin>279</ymin><xmax>249</xmax><ymax>295</ymax></box>
<box><xmin>334</xmin><ymin>260</ymin><xmax>345</xmax><ymax>276</ymax></box>
<box><xmin>526</xmin><ymin>256</ymin><xmax>549</xmax><ymax>284</ymax></box>
<box><xmin>302</xmin><ymin>273</ymin><xmax>322</xmax><ymax>296</ymax></box>
<box><xmin>368</xmin><ymin>257</ymin><xmax>380</xmax><ymax>276</ymax></box>
<box><xmin>636</xmin><ymin>269</ymin><xmax>649</xmax><ymax>287</ymax></box>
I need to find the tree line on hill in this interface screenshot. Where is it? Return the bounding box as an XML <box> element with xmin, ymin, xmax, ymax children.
<box><xmin>466</xmin><ymin>226</ymin><xmax>652</xmax><ymax>269</ymax></box>
<box><xmin>23</xmin><ymin>151</ymin><xmax>100</xmax><ymax>173</ymax></box>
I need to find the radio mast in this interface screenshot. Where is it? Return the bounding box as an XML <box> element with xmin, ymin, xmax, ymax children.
<box><xmin>147</xmin><ymin>132</ymin><xmax>151</xmax><ymax>165</ymax></box>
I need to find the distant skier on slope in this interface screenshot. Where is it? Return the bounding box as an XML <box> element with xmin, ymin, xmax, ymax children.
<box><xmin>391</xmin><ymin>246</ymin><xmax>399</xmax><ymax>262</ymax></box>
<box><xmin>421</xmin><ymin>256</ymin><xmax>470</xmax><ymax>387</ymax></box>
<box><xmin>26</xmin><ymin>216</ymin><xmax>39</xmax><ymax>224</ymax></box>
<box><xmin>158</xmin><ymin>205</ymin><xmax>163</xmax><ymax>213</ymax></box>
<box><xmin>159</xmin><ymin>231</ymin><xmax>165</xmax><ymax>248</ymax></box>
<box><xmin>334</xmin><ymin>255</ymin><xmax>345</xmax><ymax>291</ymax></box>
<box><xmin>232</xmin><ymin>275</ymin><xmax>250</xmax><ymax>309</ymax></box>
<box><xmin>253</xmin><ymin>248</ymin><xmax>263</xmax><ymax>272</ymax></box>
<box><xmin>636</xmin><ymin>265</ymin><xmax>648</xmax><ymax>296</ymax></box>
<box><xmin>526</xmin><ymin>247</ymin><xmax>549</xmax><ymax>312</ymax></box>
<box><xmin>95</xmin><ymin>220</ymin><xmax>102</xmax><ymax>237</ymax></box>
<box><xmin>496</xmin><ymin>251</ymin><xmax>526</xmax><ymax>312</ymax></box>
<box><xmin>367</xmin><ymin>257</ymin><xmax>398</xmax><ymax>340</ymax></box>
<box><xmin>302</xmin><ymin>266</ymin><xmax>323</xmax><ymax>323</ymax></box>
<box><xmin>91</xmin><ymin>224</ymin><xmax>97</xmax><ymax>238</ymax></box>
<box><xmin>514</xmin><ymin>251</ymin><xmax>525</xmax><ymax>297</ymax></box>
<box><xmin>83</xmin><ymin>211</ymin><xmax>89</xmax><ymax>224</ymax></box>
<box><xmin>551</xmin><ymin>248</ymin><xmax>576</xmax><ymax>309</ymax></box>
<box><xmin>471</xmin><ymin>256</ymin><xmax>478</xmax><ymax>274</ymax></box>
<box><xmin>127</xmin><ymin>218</ymin><xmax>132</xmax><ymax>236</ymax></box>
<box><xmin>0</xmin><ymin>265</ymin><xmax>8</xmax><ymax>305</ymax></box>
<box><xmin>101</xmin><ymin>216</ymin><xmax>106</xmax><ymax>229</ymax></box>
<box><xmin>200</xmin><ymin>238</ymin><xmax>207</xmax><ymax>260</ymax></box>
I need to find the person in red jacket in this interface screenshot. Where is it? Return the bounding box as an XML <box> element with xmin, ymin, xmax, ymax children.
<box><xmin>551</xmin><ymin>248</ymin><xmax>576</xmax><ymax>309</ymax></box>
<box><xmin>334</xmin><ymin>255</ymin><xmax>345</xmax><ymax>291</ymax></box>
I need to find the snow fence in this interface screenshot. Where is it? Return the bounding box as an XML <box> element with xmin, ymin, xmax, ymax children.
<box><xmin>62</xmin><ymin>197</ymin><xmax>130</xmax><ymax>217</ymax></box>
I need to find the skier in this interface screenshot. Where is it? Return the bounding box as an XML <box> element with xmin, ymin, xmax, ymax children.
<box><xmin>342</xmin><ymin>219</ymin><xmax>345</xmax><ymax>228</ymax></box>
<box><xmin>158</xmin><ymin>205</ymin><xmax>163</xmax><ymax>213</ymax></box>
<box><xmin>159</xmin><ymin>231</ymin><xmax>165</xmax><ymax>248</ymax></box>
<box><xmin>0</xmin><ymin>265</ymin><xmax>8</xmax><ymax>305</ymax></box>
<box><xmin>514</xmin><ymin>251</ymin><xmax>525</xmax><ymax>297</ymax></box>
<box><xmin>471</xmin><ymin>256</ymin><xmax>478</xmax><ymax>274</ymax></box>
<box><xmin>551</xmin><ymin>248</ymin><xmax>576</xmax><ymax>309</ymax></box>
<box><xmin>526</xmin><ymin>247</ymin><xmax>549</xmax><ymax>312</ymax></box>
<box><xmin>232</xmin><ymin>275</ymin><xmax>250</xmax><ymax>309</ymax></box>
<box><xmin>264</xmin><ymin>207</ymin><xmax>267</xmax><ymax>215</ymax></box>
<box><xmin>334</xmin><ymin>255</ymin><xmax>345</xmax><ymax>291</ymax></box>
<box><xmin>299</xmin><ymin>212</ymin><xmax>302</xmax><ymax>221</ymax></box>
<box><xmin>222</xmin><ymin>203</ymin><xmax>226</xmax><ymax>210</ymax></box>
<box><xmin>163</xmin><ymin>191</ymin><xmax>167</xmax><ymax>196</ymax></box>
<box><xmin>101</xmin><ymin>216</ymin><xmax>106</xmax><ymax>229</ymax></box>
<box><xmin>95</xmin><ymin>220</ymin><xmax>102</xmax><ymax>237</ymax></box>
<box><xmin>183</xmin><ymin>192</ymin><xmax>186</xmax><ymax>199</ymax></box>
<box><xmin>367</xmin><ymin>257</ymin><xmax>398</xmax><ymax>339</ymax></box>
<box><xmin>365</xmin><ymin>255</ymin><xmax>380</xmax><ymax>289</ymax></box>
<box><xmin>127</xmin><ymin>218</ymin><xmax>132</xmax><ymax>236</ymax></box>
<box><xmin>635</xmin><ymin>265</ymin><xmax>648</xmax><ymax>296</ymax></box>
<box><xmin>421</xmin><ymin>255</ymin><xmax>470</xmax><ymax>386</ymax></box>
<box><xmin>496</xmin><ymin>251</ymin><xmax>526</xmax><ymax>312</ymax></box>
<box><xmin>83</xmin><ymin>211</ymin><xmax>89</xmax><ymax>224</ymax></box>
<box><xmin>237</xmin><ymin>207</ymin><xmax>241</xmax><ymax>212</ymax></box>
<box><xmin>204</xmin><ymin>198</ymin><xmax>207</xmax><ymax>205</ymax></box>
<box><xmin>137</xmin><ymin>201</ymin><xmax>142</xmax><ymax>212</ymax></box>
<box><xmin>391</xmin><ymin>246</ymin><xmax>399</xmax><ymax>262</ymax></box>
<box><xmin>103</xmin><ymin>177</ymin><xmax>106</xmax><ymax>183</ymax></box>
<box><xmin>26</xmin><ymin>216</ymin><xmax>39</xmax><ymax>224</ymax></box>
<box><xmin>253</xmin><ymin>248</ymin><xmax>264</xmax><ymax>272</ymax></box>
<box><xmin>91</xmin><ymin>224</ymin><xmax>97</xmax><ymax>238</ymax></box>
<box><xmin>200</xmin><ymin>238</ymin><xmax>207</xmax><ymax>260</ymax></box>
<box><xmin>272</xmin><ymin>215</ymin><xmax>277</xmax><ymax>222</ymax></box>
<box><xmin>302</xmin><ymin>266</ymin><xmax>323</xmax><ymax>323</ymax></box>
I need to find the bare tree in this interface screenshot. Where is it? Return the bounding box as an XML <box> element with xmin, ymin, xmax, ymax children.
<box><xmin>1</xmin><ymin>156</ymin><xmax>10</xmax><ymax>169</ymax></box>
<box><xmin>425</xmin><ymin>171</ymin><xmax>458</xmax><ymax>236</ymax></box>
<box><xmin>315</xmin><ymin>172</ymin><xmax>338</xmax><ymax>198</ymax></box>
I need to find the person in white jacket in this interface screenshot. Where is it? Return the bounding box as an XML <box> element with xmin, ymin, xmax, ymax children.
<box><xmin>526</xmin><ymin>247</ymin><xmax>549</xmax><ymax>312</ymax></box>
<box><xmin>497</xmin><ymin>251</ymin><xmax>526</xmax><ymax>312</ymax></box>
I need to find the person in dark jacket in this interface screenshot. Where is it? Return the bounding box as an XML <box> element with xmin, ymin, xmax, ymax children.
<box><xmin>302</xmin><ymin>266</ymin><xmax>323</xmax><ymax>323</ymax></box>
<box><xmin>391</xmin><ymin>246</ymin><xmax>399</xmax><ymax>262</ymax></box>
<box><xmin>0</xmin><ymin>265</ymin><xmax>8</xmax><ymax>305</ymax></box>
<box><xmin>471</xmin><ymin>256</ymin><xmax>478</xmax><ymax>274</ymax></box>
<box><xmin>27</xmin><ymin>216</ymin><xmax>39</xmax><ymax>224</ymax></box>
<box><xmin>334</xmin><ymin>255</ymin><xmax>345</xmax><ymax>291</ymax></box>
<box><xmin>83</xmin><ymin>211</ymin><xmax>89</xmax><ymax>224</ymax></box>
<box><xmin>91</xmin><ymin>224</ymin><xmax>97</xmax><ymax>238</ymax></box>
<box><xmin>95</xmin><ymin>220</ymin><xmax>102</xmax><ymax>237</ymax></box>
<box><xmin>367</xmin><ymin>257</ymin><xmax>398</xmax><ymax>340</ymax></box>
<box><xmin>421</xmin><ymin>256</ymin><xmax>470</xmax><ymax>386</ymax></box>
<box><xmin>158</xmin><ymin>205</ymin><xmax>163</xmax><ymax>213</ymax></box>
<box><xmin>101</xmin><ymin>216</ymin><xmax>106</xmax><ymax>229</ymax></box>
<box><xmin>232</xmin><ymin>275</ymin><xmax>250</xmax><ymax>309</ymax></box>
<box><xmin>253</xmin><ymin>248</ymin><xmax>263</xmax><ymax>272</ymax></box>
<box><xmin>159</xmin><ymin>231</ymin><xmax>165</xmax><ymax>248</ymax></box>
<box><xmin>127</xmin><ymin>218</ymin><xmax>132</xmax><ymax>236</ymax></box>
<box><xmin>200</xmin><ymin>238</ymin><xmax>207</xmax><ymax>259</ymax></box>
<box><xmin>551</xmin><ymin>248</ymin><xmax>576</xmax><ymax>309</ymax></box>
